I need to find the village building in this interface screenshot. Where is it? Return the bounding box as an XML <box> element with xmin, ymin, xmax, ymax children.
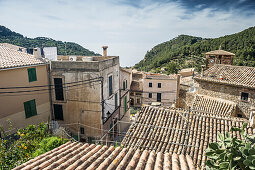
<box><xmin>14</xmin><ymin>141</ymin><xmax>196</xmax><ymax>170</ymax></box>
<box><xmin>205</xmin><ymin>49</ymin><xmax>234</xmax><ymax>69</ymax></box>
<box><xmin>0</xmin><ymin>43</ymin><xmax>50</xmax><ymax>132</ymax></box>
<box><xmin>194</xmin><ymin>64</ymin><xmax>255</xmax><ymax>118</ymax></box>
<box><xmin>142</xmin><ymin>73</ymin><xmax>180</xmax><ymax>107</ymax></box>
<box><xmin>119</xmin><ymin>68</ymin><xmax>132</xmax><ymax>132</ymax></box>
<box><xmin>130</xmin><ymin>70</ymin><xmax>143</xmax><ymax>108</ymax></box>
<box><xmin>121</xmin><ymin>105</ymin><xmax>254</xmax><ymax>169</ymax></box>
<box><xmin>50</xmin><ymin>46</ymin><xmax>124</xmax><ymax>141</ymax></box>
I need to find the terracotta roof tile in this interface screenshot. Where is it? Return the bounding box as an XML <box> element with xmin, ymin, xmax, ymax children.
<box><xmin>15</xmin><ymin>142</ymin><xmax>195</xmax><ymax>170</ymax></box>
<box><xmin>191</xmin><ymin>94</ymin><xmax>236</xmax><ymax>116</ymax></box>
<box><xmin>205</xmin><ymin>50</ymin><xmax>235</xmax><ymax>55</ymax></box>
<box><xmin>121</xmin><ymin>105</ymin><xmax>253</xmax><ymax>169</ymax></box>
<box><xmin>195</xmin><ymin>64</ymin><xmax>255</xmax><ymax>89</ymax></box>
<box><xmin>0</xmin><ymin>43</ymin><xmax>45</xmax><ymax>69</ymax></box>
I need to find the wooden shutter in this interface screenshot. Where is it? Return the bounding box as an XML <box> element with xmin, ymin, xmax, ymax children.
<box><xmin>27</xmin><ymin>68</ymin><xmax>37</xmax><ymax>82</ymax></box>
<box><xmin>109</xmin><ymin>76</ymin><xmax>113</xmax><ymax>96</ymax></box>
<box><xmin>123</xmin><ymin>81</ymin><xmax>125</xmax><ymax>90</ymax></box>
<box><xmin>124</xmin><ymin>96</ymin><xmax>127</xmax><ymax>113</ymax></box>
<box><xmin>24</xmin><ymin>101</ymin><xmax>31</xmax><ymax>118</ymax></box>
<box><xmin>30</xmin><ymin>99</ymin><xmax>37</xmax><ymax>116</ymax></box>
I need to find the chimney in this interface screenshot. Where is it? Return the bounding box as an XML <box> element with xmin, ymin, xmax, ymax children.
<box><xmin>102</xmin><ymin>46</ymin><xmax>108</xmax><ymax>56</ymax></box>
<box><xmin>201</xmin><ymin>65</ymin><xmax>205</xmax><ymax>77</ymax></box>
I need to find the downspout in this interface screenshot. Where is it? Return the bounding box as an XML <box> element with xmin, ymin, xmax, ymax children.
<box><xmin>101</xmin><ymin>77</ymin><xmax>104</xmax><ymax>137</ymax></box>
<box><xmin>47</xmin><ymin>61</ymin><xmax>54</xmax><ymax>123</ymax></box>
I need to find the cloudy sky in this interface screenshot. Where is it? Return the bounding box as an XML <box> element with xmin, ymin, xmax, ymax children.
<box><xmin>0</xmin><ymin>0</ymin><xmax>255</xmax><ymax>66</ymax></box>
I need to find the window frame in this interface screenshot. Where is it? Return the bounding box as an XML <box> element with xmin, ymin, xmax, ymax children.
<box><xmin>241</xmin><ymin>92</ymin><xmax>249</xmax><ymax>101</ymax></box>
<box><xmin>149</xmin><ymin>93</ymin><xmax>152</xmax><ymax>98</ymax></box>
<box><xmin>53</xmin><ymin>104</ymin><xmax>64</xmax><ymax>120</ymax></box>
<box><xmin>24</xmin><ymin>99</ymin><xmax>37</xmax><ymax>118</ymax></box>
<box><xmin>108</xmin><ymin>75</ymin><xmax>113</xmax><ymax>96</ymax></box>
<box><xmin>149</xmin><ymin>82</ymin><xmax>152</xmax><ymax>87</ymax></box>
<box><xmin>158</xmin><ymin>83</ymin><xmax>161</xmax><ymax>88</ymax></box>
<box><xmin>27</xmin><ymin>68</ymin><xmax>37</xmax><ymax>82</ymax></box>
<box><xmin>54</xmin><ymin>78</ymin><xmax>64</xmax><ymax>101</ymax></box>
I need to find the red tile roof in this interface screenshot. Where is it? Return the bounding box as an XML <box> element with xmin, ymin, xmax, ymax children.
<box><xmin>121</xmin><ymin>105</ymin><xmax>253</xmax><ymax>169</ymax></box>
<box><xmin>13</xmin><ymin>141</ymin><xmax>195</xmax><ymax>170</ymax></box>
<box><xmin>0</xmin><ymin>43</ymin><xmax>45</xmax><ymax>69</ymax></box>
<box><xmin>195</xmin><ymin>64</ymin><xmax>255</xmax><ymax>89</ymax></box>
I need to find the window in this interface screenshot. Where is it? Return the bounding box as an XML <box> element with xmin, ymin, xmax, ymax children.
<box><xmin>149</xmin><ymin>82</ymin><xmax>152</xmax><ymax>87</ymax></box>
<box><xmin>80</xmin><ymin>127</ymin><xmax>84</xmax><ymax>134</ymax></box>
<box><xmin>137</xmin><ymin>98</ymin><xmax>141</xmax><ymax>104</ymax></box>
<box><xmin>54</xmin><ymin>78</ymin><xmax>64</xmax><ymax>101</ymax></box>
<box><xmin>27</xmin><ymin>68</ymin><xmax>37</xmax><ymax>82</ymax></box>
<box><xmin>157</xmin><ymin>93</ymin><xmax>162</xmax><ymax>102</ymax></box>
<box><xmin>149</xmin><ymin>93</ymin><xmax>152</xmax><ymax>98</ymax></box>
<box><xmin>53</xmin><ymin>104</ymin><xmax>63</xmax><ymax>120</ymax></box>
<box><xmin>241</xmin><ymin>92</ymin><xmax>249</xmax><ymax>101</ymax></box>
<box><xmin>24</xmin><ymin>99</ymin><xmax>37</xmax><ymax>118</ymax></box>
<box><xmin>126</xmin><ymin>80</ymin><xmax>128</xmax><ymax>89</ymax></box>
<box><xmin>109</xmin><ymin>75</ymin><xmax>113</xmax><ymax>96</ymax></box>
<box><xmin>123</xmin><ymin>81</ymin><xmax>126</xmax><ymax>90</ymax></box>
<box><xmin>115</xmin><ymin>93</ymin><xmax>118</xmax><ymax>109</ymax></box>
<box><xmin>158</xmin><ymin>83</ymin><xmax>161</xmax><ymax>88</ymax></box>
<box><xmin>124</xmin><ymin>96</ymin><xmax>127</xmax><ymax>112</ymax></box>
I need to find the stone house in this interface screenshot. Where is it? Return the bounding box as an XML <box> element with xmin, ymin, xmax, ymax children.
<box><xmin>0</xmin><ymin>43</ymin><xmax>50</xmax><ymax>132</ymax></box>
<box><xmin>205</xmin><ymin>49</ymin><xmax>234</xmax><ymax>69</ymax></box>
<box><xmin>194</xmin><ymin>64</ymin><xmax>255</xmax><ymax>118</ymax></box>
<box><xmin>50</xmin><ymin>47</ymin><xmax>121</xmax><ymax>141</ymax></box>
<box><xmin>142</xmin><ymin>73</ymin><xmax>180</xmax><ymax>107</ymax></box>
<box><xmin>130</xmin><ymin>70</ymin><xmax>143</xmax><ymax>108</ymax></box>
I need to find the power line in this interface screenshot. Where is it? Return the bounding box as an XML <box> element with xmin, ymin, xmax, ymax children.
<box><xmin>0</xmin><ymin>79</ymin><xmax>102</xmax><ymax>94</ymax></box>
<box><xmin>0</xmin><ymin>77</ymin><xmax>103</xmax><ymax>90</ymax></box>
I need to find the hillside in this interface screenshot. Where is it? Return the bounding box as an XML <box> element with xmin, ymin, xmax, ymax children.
<box><xmin>134</xmin><ymin>26</ymin><xmax>255</xmax><ymax>74</ymax></box>
<box><xmin>0</xmin><ymin>25</ymin><xmax>100</xmax><ymax>56</ymax></box>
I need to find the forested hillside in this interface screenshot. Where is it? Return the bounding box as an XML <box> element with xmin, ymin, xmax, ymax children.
<box><xmin>0</xmin><ymin>25</ymin><xmax>100</xmax><ymax>56</ymax></box>
<box><xmin>134</xmin><ymin>26</ymin><xmax>255</xmax><ymax>74</ymax></box>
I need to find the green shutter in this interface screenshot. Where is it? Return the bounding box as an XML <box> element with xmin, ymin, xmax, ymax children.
<box><xmin>123</xmin><ymin>81</ymin><xmax>125</xmax><ymax>90</ymax></box>
<box><xmin>126</xmin><ymin>80</ymin><xmax>127</xmax><ymax>89</ymax></box>
<box><xmin>30</xmin><ymin>99</ymin><xmax>37</xmax><ymax>116</ymax></box>
<box><xmin>24</xmin><ymin>101</ymin><xmax>31</xmax><ymax>118</ymax></box>
<box><xmin>27</xmin><ymin>68</ymin><xmax>37</xmax><ymax>82</ymax></box>
<box><xmin>124</xmin><ymin>96</ymin><xmax>127</xmax><ymax>113</ymax></box>
<box><xmin>24</xmin><ymin>99</ymin><xmax>37</xmax><ymax>118</ymax></box>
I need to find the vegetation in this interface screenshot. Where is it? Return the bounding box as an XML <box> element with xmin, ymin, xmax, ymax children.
<box><xmin>0</xmin><ymin>25</ymin><xmax>100</xmax><ymax>56</ymax></box>
<box><xmin>206</xmin><ymin>123</ymin><xmax>255</xmax><ymax>170</ymax></box>
<box><xmin>0</xmin><ymin>122</ymin><xmax>68</xmax><ymax>169</ymax></box>
<box><xmin>134</xmin><ymin>26</ymin><xmax>255</xmax><ymax>74</ymax></box>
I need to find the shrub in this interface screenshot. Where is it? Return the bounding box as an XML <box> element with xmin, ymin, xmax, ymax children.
<box><xmin>33</xmin><ymin>136</ymin><xmax>68</xmax><ymax>157</ymax></box>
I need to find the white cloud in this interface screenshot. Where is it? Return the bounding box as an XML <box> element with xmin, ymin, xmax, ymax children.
<box><xmin>0</xmin><ymin>0</ymin><xmax>255</xmax><ymax>66</ymax></box>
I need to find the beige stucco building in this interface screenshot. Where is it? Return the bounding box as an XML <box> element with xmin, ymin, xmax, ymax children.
<box><xmin>0</xmin><ymin>44</ymin><xmax>50</xmax><ymax>133</ymax></box>
<box><xmin>142</xmin><ymin>73</ymin><xmax>180</xmax><ymax>106</ymax></box>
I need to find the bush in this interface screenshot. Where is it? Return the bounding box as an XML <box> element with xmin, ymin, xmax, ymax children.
<box><xmin>33</xmin><ymin>136</ymin><xmax>68</xmax><ymax>157</ymax></box>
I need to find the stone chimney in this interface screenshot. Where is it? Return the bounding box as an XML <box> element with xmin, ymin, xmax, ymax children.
<box><xmin>102</xmin><ymin>46</ymin><xmax>108</xmax><ymax>57</ymax></box>
<box><xmin>201</xmin><ymin>65</ymin><xmax>205</xmax><ymax>77</ymax></box>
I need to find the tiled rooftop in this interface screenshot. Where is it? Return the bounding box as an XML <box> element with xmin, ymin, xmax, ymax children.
<box><xmin>121</xmin><ymin>105</ymin><xmax>254</xmax><ymax>169</ymax></box>
<box><xmin>191</xmin><ymin>94</ymin><xmax>236</xmax><ymax>116</ymax></box>
<box><xmin>205</xmin><ymin>50</ymin><xmax>235</xmax><ymax>55</ymax></box>
<box><xmin>195</xmin><ymin>64</ymin><xmax>255</xmax><ymax>89</ymax></box>
<box><xmin>0</xmin><ymin>43</ymin><xmax>45</xmax><ymax>69</ymax></box>
<box><xmin>14</xmin><ymin>141</ymin><xmax>195</xmax><ymax>170</ymax></box>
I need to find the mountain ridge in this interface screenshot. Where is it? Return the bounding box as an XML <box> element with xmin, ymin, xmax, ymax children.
<box><xmin>134</xmin><ymin>26</ymin><xmax>255</xmax><ymax>74</ymax></box>
<box><xmin>0</xmin><ymin>25</ymin><xmax>100</xmax><ymax>56</ymax></box>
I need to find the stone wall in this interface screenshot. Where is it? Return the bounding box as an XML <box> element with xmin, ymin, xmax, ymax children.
<box><xmin>195</xmin><ymin>80</ymin><xmax>255</xmax><ymax>118</ymax></box>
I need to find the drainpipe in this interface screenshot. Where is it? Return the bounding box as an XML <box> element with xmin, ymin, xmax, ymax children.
<box><xmin>101</xmin><ymin>77</ymin><xmax>104</xmax><ymax>137</ymax></box>
<box><xmin>47</xmin><ymin>61</ymin><xmax>54</xmax><ymax>125</ymax></box>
